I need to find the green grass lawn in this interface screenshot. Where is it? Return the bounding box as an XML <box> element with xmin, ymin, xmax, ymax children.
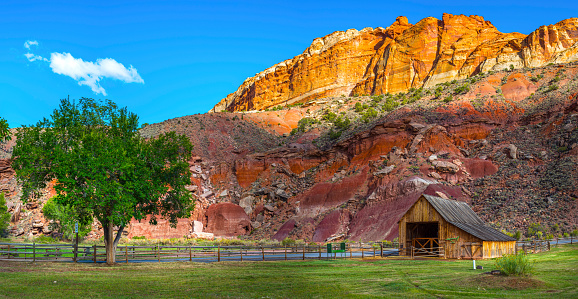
<box><xmin>0</xmin><ymin>244</ymin><xmax>576</xmax><ymax>298</ymax></box>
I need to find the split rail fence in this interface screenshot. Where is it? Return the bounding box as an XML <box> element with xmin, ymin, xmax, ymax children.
<box><xmin>0</xmin><ymin>242</ymin><xmax>399</xmax><ymax>263</ymax></box>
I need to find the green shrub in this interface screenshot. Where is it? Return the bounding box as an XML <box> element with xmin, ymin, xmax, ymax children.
<box><xmin>333</xmin><ymin>116</ymin><xmax>350</xmax><ymax>130</ymax></box>
<box><xmin>494</xmin><ymin>251</ymin><xmax>534</xmax><ymax>276</ymax></box>
<box><xmin>454</xmin><ymin>83</ymin><xmax>470</xmax><ymax>95</ymax></box>
<box><xmin>354</xmin><ymin>102</ymin><xmax>368</xmax><ymax>113</ymax></box>
<box><xmin>328</xmin><ymin>129</ymin><xmax>342</xmax><ymax>140</ymax></box>
<box><xmin>0</xmin><ymin>192</ymin><xmax>10</xmax><ymax>237</ymax></box>
<box><xmin>547</xmin><ymin>84</ymin><xmax>559</xmax><ymax>92</ymax></box>
<box><xmin>322</xmin><ymin>110</ymin><xmax>337</xmax><ymax>122</ymax></box>
<box><xmin>443</xmin><ymin>95</ymin><xmax>453</xmax><ymax>103</ymax></box>
<box><xmin>295</xmin><ymin>117</ymin><xmax>318</xmax><ymax>133</ymax></box>
<box><xmin>434</xmin><ymin>86</ymin><xmax>443</xmax><ymax>98</ymax></box>
<box><xmin>527</xmin><ymin>223</ymin><xmax>544</xmax><ymax>237</ymax></box>
<box><xmin>360</xmin><ymin>107</ymin><xmax>378</xmax><ymax>123</ymax></box>
<box><xmin>382</xmin><ymin>97</ymin><xmax>400</xmax><ymax>112</ymax></box>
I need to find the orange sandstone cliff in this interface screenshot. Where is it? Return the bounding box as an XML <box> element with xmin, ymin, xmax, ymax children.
<box><xmin>212</xmin><ymin>14</ymin><xmax>578</xmax><ymax>112</ymax></box>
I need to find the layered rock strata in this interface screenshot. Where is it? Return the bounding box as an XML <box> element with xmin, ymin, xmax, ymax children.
<box><xmin>212</xmin><ymin>14</ymin><xmax>578</xmax><ymax>112</ymax></box>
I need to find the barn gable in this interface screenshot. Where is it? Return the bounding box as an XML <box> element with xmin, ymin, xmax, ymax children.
<box><xmin>422</xmin><ymin>195</ymin><xmax>515</xmax><ymax>242</ymax></box>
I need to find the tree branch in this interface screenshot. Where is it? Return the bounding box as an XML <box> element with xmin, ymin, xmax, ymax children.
<box><xmin>113</xmin><ymin>225</ymin><xmax>125</xmax><ymax>247</ymax></box>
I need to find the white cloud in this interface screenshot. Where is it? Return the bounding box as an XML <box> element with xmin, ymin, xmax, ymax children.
<box><xmin>24</xmin><ymin>53</ymin><xmax>48</xmax><ymax>62</ymax></box>
<box><xmin>24</xmin><ymin>40</ymin><xmax>38</xmax><ymax>50</ymax></box>
<box><xmin>49</xmin><ymin>52</ymin><xmax>144</xmax><ymax>95</ymax></box>
<box><xmin>24</xmin><ymin>40</ymin><xmax>48</xmax><ymax>62</ymax></box>
<box><xmin>23</xmin><ymin>40</ymin><xmax>144</xmax><ymax>96</ymax></box>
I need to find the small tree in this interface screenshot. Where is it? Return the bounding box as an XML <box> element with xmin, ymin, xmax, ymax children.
<box><xmin>42</xmin><ymin>197</ymin><xmax>92</xmax><ymax>239</ymax></box>
<box><xmin>13</xmin><ymin>98</ymin><xmax>194</xmax><ymax>264</ymax></box>
<box><xmin>0</xmin><ymin>117</ymin><xmax>9</xmax><ymax>142</ymax></box>
<box><xmin>0</xmin><ymin>192</ymin><xmax>11</xmax><ymax>237</ymax></box>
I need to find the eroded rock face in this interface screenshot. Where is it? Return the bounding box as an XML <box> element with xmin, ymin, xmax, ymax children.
<box><xmin>312</xmin><ymin>209</ymin><xmax>351</xmax><ymax>242</ymax></box>
<box><xmin>127</xmin><ymin>216</ymin><xmax>192</xmax><ymax>239</ymax></box>
<box><xmin>205</xmin><ymin>203</ymin><xmax>251</xmax><ymax>237</ymax></box>
<box><xmin>213</xmin><ymin>14</ymin><xmax>578</xmax><ymax>113</ymax></box>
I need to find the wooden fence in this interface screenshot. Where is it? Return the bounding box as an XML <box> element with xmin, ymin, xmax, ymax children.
<box><xmin>0</xmin><ymin>242</ymin><xmax>399</xmax><ymax>263</ymax></box>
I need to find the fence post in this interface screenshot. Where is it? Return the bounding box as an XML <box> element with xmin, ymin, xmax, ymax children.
<box><xmin>373</xmin><ymin>245</ymin><xmax>376</xmax><ymax>257</ymax></box>
<box><xmin>189</xmin><ymin>246</ymin><xmax>192</xmax><ymax>262</ymax></box>
<box><xmin>361</xmin><ymin>245</ymin><xmax>364</xmax><ymax>259</ymax></box>
<box><xmin>125</xmin><ymin>245</ymin><xmax>128</xmax><ymax>264</ymax></box>
<box><xmin>349</xmin><ymin>245</ymin><xmax>352</xmax><ymax>259</ymax></box>
<box><xmin>302</xmin><ymin>246</ymin><xmax>305</xmax><ymax>260</ymax></box>
<box><xmin>157</xmin><ymin>244</ymin><xmax>160</xmax><ymax>262</ymax></box>
<box><xmin>7</xmin><ymin>244</ymin><xmax>10</xmax><ymax>259</ymax></box>
<box><xmin>33</xmin><ymin>243</ymin><xmax>36</xmax><ymax>262</ymax></box>
<box><xmin>380</xmin><ymin>243</ymin><xmax>383</xmax><ymax>257</ymax></box>
<box><xmin>240</xmin><ymin>246</ymin><xmax>243</xmax><ymax>262</ymax></box>
<box><xmin>284</xmin><ymin>246</ymin><xmax>287</xmax><ymax>261</ymax></box>
<box><xmin>318</xmin><ymin>245</ymin><xmax>321</xmax><ymax>260</ymax></box>
<box><xmin>93</xmin><ymin>245</ymin><xmax>96</xmax><ymax>263</ymax></box>
<box><xmin>217</xmin><ymin>245</ymin><xmax>220</xmax><ymax>262</ymax></box>
<box><xmin>262</xmin><ymin>246</ymin><xmax>265</xmax><ymax>261</ymax></box>
<box><xmin>548</xmin><ymin>241</ymin><xmax>550</xmax><ymax>251</ymax></box>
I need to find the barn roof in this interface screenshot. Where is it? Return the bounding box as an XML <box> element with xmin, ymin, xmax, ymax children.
<box><xmin>422</xmin><ymin>194</ymin><xmax>515</xmax><ymax>242</ymax></box>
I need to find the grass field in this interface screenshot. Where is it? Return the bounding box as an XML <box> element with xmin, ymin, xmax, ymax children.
<box><xmin>0</xmin><ymin>244</ymin><xmax>576</xmax><ymax>298</ymax></box>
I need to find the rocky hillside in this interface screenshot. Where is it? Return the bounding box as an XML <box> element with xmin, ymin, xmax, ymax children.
<box><xmin>2</xmin><ymin>61</ymin><xmax>576</xmax><ymax>242</ymax></box>
<box><xmin>212</xmin><ymin>14</ymin><xmax>578</xmax><ymax>113</ymax></box>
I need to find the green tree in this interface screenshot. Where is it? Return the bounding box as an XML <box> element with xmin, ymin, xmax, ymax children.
<box><xmin>12</xmin><ymin>98</ymin><xmax>194</xmax><ymax>264</ymax></box>
<box><xmin>0</xmin><ymin>192</ymin><xmax>11</xmax><ymax>236</ymax></box>
<box><xmin>0</xmin><ymin>117</ymin><xmax>9</xmax><ymax>142</ymax></box>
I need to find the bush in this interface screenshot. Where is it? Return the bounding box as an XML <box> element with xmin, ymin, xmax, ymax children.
<box><xmin>547</xmin><ymin>84</ymin><xmax>559</xmax><ymax>92</ymax></box>
<box><xmin>360</xmin><ymin>107</ymin><xmax>378</xmax><ymax>123</ymax></box>
<box><xmin>454</xmin><ymin>83</ymin><xmax>470</xmax><ymax>95</ymax></box>
<box><xmin>328</xmin><ymin>129</ymin><xmax>342</xmax><ymax>140</ymax></box>
<box><xmin>0</xmin><ymin>192</ymin><xmax>10</xmax><ymax>237</ymax></box>
<box><xmin>494</xmin><ymin>251</ymin><xmax>534</xmax><ymax>276</ymax></box>
<box><xmin>382</xmin><ymin>97</ymin><xmax>400</xmax><ymax>112</ymax></box>
<box><xmin>443</xmin><ymin>95</ymin><xmax>453</xmax><ymax>103</ymax></box>
<box><xmin>333</xmin><ymin>116</ymin><xmax>350</xmax><ymax>130</ymax></box>
<box><xmin>281</xmin><ymin>238</ymin><xmax>296</xmax><ymax>247</ymax></box>
<box><xmin>354</xmin><ymin>102</ymin><xmax>368</xmax><ymax>113</ymax></box>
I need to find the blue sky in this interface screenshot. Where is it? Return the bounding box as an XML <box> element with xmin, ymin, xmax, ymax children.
<box><xmin>1</xmin><ymin>0</ymin><xmax>577</xmax><ymax>127</ymax></box>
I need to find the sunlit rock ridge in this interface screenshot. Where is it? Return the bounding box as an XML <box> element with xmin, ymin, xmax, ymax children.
<box><xmin>212</xmin><ymin>13</ymin><xmax>578</xmax><ymax>112</ymax></box>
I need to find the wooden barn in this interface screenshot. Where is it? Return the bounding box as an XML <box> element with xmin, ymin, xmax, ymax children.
<box><xmin>398</xmin><ymin>194</ymin><xmax>516</xmax><ymax>259</ymax></box>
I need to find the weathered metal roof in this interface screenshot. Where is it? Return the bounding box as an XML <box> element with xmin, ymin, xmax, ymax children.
<box><xmin>422</xmin><ymin>194</ymin><xmax>515</xmax><ymax>242</ymax></box>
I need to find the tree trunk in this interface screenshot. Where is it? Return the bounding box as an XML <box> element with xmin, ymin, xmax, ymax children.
<box><xmin>103</xmin><ymin>221</ymin><xmax>125</xmax><ymax>265</ymax></box>
<box><xmin>105</xmin><ymin>221</ymin><xmax>115</xmax><ymax>265</ymax></box>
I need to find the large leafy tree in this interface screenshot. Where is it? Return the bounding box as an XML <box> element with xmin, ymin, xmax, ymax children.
<box><xmin>12</xmin><ymin>98</ymin><xmax>194</xmax><ymax>264</ymax></box>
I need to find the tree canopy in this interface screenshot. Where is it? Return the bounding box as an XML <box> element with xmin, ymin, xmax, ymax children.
<box><xmin>12</xmin><ymin>98</ymin><xmax>194</xmax><ymax>264</ymax></box>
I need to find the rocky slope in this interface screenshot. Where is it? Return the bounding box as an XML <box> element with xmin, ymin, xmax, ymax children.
<box><xmin>212</xmin><ymin>14</ymin><xmax>578</xmax><ymax>113</ymax></box>
<box><xmin>2</xmin><ymin>61</ymin><xmax>577</xmax><ymax>242</ymax></box>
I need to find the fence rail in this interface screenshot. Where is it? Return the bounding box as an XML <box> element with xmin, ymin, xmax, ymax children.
<box><xmin>0</xmin><ymin>242</ymin><xmax>400</xmax><ymax>263</ymax></box>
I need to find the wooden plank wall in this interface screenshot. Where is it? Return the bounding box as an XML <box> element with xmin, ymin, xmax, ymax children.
<box><xmin>482</xmin><ymin>241</ymin><xmax>516</xmax><ymax>258</ymax></box>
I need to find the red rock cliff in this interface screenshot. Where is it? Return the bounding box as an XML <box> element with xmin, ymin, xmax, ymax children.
<box><xmin>212</xmin><ymin>14</ymin><xmax>578</xmax><ymax>112</ymax></box>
